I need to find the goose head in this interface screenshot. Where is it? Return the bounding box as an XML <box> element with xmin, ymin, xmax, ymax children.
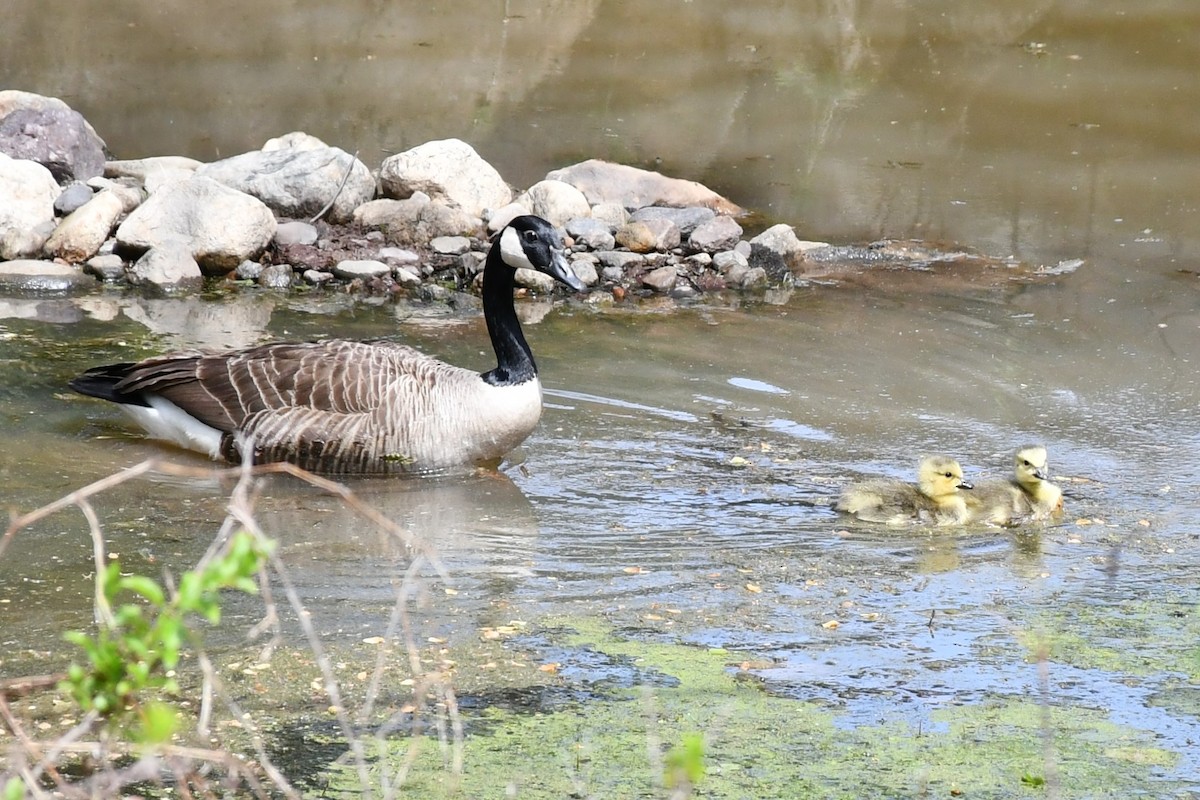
<box><xmin>497</xmin><ymin>215</ymin><xmax>586</xmax><ymax>292</ymax></box>
<box><xmin>1013</xmin><ymin>444</ymin><xmax>1050</xmax><ymax>488</ymax></box>
<box><xmin>918</xmin><ymin>455</ymin><xmax>973</xmax><ymax>502</ymax></box>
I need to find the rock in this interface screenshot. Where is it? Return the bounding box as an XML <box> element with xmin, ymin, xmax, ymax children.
<box><xmin>274</xmin><ymin>221</ymin><xmax>319</xmax><ymax>246</ymax></box>
<box><xmin>631</xmin><ymin>206</ymin><xmax>715</xmax><ymax>234</ymax></box>
<box><xmin>430</xmin><ymin>236</ymin><xmax>471</xmax><ymax>255</ymax></box>
<box><xmin>105</xmin><ymin>156</ymin><xmax>201</xmax><ymax>193</ymax></box>
<box><xmin>379</xmin><ymin>138</ymin><xmax>512</xmax><ymax>217</ymax></box>
<box><xmin>257</xmin><ymin>263</ymin><xmax>294</xmax><ymax>289</ymax></box>
<box><xmin>590</xmin><ymin>202</ymin><xmax>630</xmax><ymax>228</ymax></box>
<box><xmin>600</xmin><ymin>265</ymin><xmax>624</xmax><ymax>283</ymax></box>
<box><xmin>688</xmin><ymin>215</ymin><xmax>744</xmax><ymax>253</ymax></box>
<box><xmin>378</xmin><ymin>246</ymin><xmax>420</xmax><ymax>265</ymax></box>
<box><xmin>546</xmin><ymin>159</ymin><xmax>744</xmax><ymax>214</ymax></box>
<box><xmin>85</xmin><ymin>178</ymin><xmax>143</xmax><ymax>212</ymax></box>
<box><xmin>739</xmin><ymin>266</ymin><xmax>769</xmax><ymax>289</ymax></box>
<box><xmin>262</xmin><ymin>131</ymin><xmax>328</xmax><ymax>152</ymax></box>
<box><xmin>235</xmin><ymin>260</ymin><xmax>264</xmax><ymax>280</ymax></box>
<box><xmin>748</xmin><ymin>223</ymin><xmax>809</xmax><ymax>279</ymax></box>
<box><xmin>196</xmin><ymin>145</ymin><xmax>373</xmax><ymax>223</ymax></box>
<box><xmin>595</xmin><ymin>251</ymin><xmax>645</xmax><ymax>270</ymax></box>
<box><xmin>0</xmin><ymin>91</ymin><xmax>107</xmax><ymax>183</ymax></box>
<box><xmin>0</xmin><ymin>259</ymin><xmax>97</xmax><ymax>293</ymax></box>
<box><xmin>565</xmin><ymin>217</ymin><xmax>616</xmax><ymax>250</ymax></box>
<box><xmin>353</xmin><ymin>197</ymin><xmax>424</xmax><ymax>229</ymax></box>
<box><xmin>458</xmin><ymin>251</ymin><xmax>485</xmax><ymax>276</ymax></box>
<box><xmin>43</xmin><ymin>190</ymin><xmax>127</xmax><ymax>262</ymax></box>
<box><xmin>54</xmin><ymin>182</ymin><xmax>93</xmax><ymax>216</ymax></box>
<box><xmin>354</xmin><ymin>195</ymin><xmax>481</xmax><ymax>243</ymax></box>
<box><xmin>641</xmin><ymin>264</ymin><xmax>678</xmax><ymax>293</ymax></box>
<box><xmin>127</xmin><ymin>246</ymin><xmax>203</xmax><ymax>292</ymax></box>
<box><xmin>84</xmin><ymin>254</ymin><xmax>126</xmax><ymax>281</ymax></box>
<box><xmin>684</xmin><ymin>253</ymin><xmax>713</xmax><ymax>271</ymax></box>
<box><xmin>394</xmin><ymin>266</ymin><xmax>422</xmax><ymax>287</ymax></box>
<box><xmin>514</xmin><ymin>268</ymin><xmax>555</xmax><ymax>294</ymax></box>
<box><xmin>515</xmin><ymin>180</ymin><xmax>591</xmax><ymax>227</ymax></box>
<box><xmin>115</xmin><ymin>177</ymin><xmax>277</xmax><ymax>276</ymax></box>
<box><xmin>616</xmin><ymin>219</ymin><xmax>680</xmax><ymax>253</ymax></box>
<box><xmin>333</xmin><ymin>259</ymin><xmax>391</xmax><ymax>280</ymax></box>
<box><xmin>714</xmin><ymin>250</ymin><xmax>749</xmax><ymax>274</ymax></box>
<box><xmin>303</xmin><ymin>269</ymin><xmax>334</xmax><ymax>286</ymax></box>
<box><xmin>569</xmin><ymin>256</ymin><xmax>600</xmax><ymax>287</ymax></box>
<box><xmin>0</xmin><ymin>152</ymin><xmax>59</xmax><ymax>259</ymax></box>
<box><xmin>486</xmin><ymin>202</ymin><xmax>530</xmax><ymax>233</ymax></box>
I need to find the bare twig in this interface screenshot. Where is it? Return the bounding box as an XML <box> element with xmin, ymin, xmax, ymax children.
<box><xmin>308</xmin><ymin>150</ymin><xmax>361</xmax><ymax>224</ymax></box>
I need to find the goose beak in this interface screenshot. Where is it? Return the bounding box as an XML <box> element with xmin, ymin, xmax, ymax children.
<box><xmin>1032</xmin><ymin>466</ymin><xmax>1048</xmax><ymax>481</ymax></box>
<box><xmin>545</xmin><ymin>247</ymin><xmax>586</xmax><ymax>292</ymax></box>
<box><xmin>957</xmin><ymin>479</ymin><xmax>974</xmax><ymax>490</ymax></box>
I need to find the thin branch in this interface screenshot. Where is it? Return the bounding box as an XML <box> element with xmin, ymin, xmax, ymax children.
<box><xmin>308</xmin><ymin>150</ymin><xmax>361</xmax><ymax>224</ymax></box>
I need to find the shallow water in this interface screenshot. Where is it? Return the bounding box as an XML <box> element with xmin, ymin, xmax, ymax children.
<box><xmin>3</xmin><ymin>0</ymin><xmax>1200</xmax><ymax>794</ymax></box>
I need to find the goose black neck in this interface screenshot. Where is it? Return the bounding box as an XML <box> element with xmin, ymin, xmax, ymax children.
<box><xmin>480</xmin><ymin>249</ymin><xmax>537</xmax><ymax>386</ymax></box>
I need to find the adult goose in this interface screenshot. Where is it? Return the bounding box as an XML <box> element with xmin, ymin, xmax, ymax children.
<box><xmin>966</xmin><ymin>445</ymin><xmax>1063</xmax><ymax>524</ymax></box>
<box><xmin>69</xmin><ymin>215</ymin><xmax>586</xmax><ymax>475</ymax></box>
<box><xmin>835</xmin><ymin>455</ymin><xmax>974</xmax><ymax>526</ymax></box>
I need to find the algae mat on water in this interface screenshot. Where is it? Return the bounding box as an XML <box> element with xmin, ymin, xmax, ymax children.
<box><xmin>321</xmin><ymin>618</ymin><xmax>1180</xmax><ymax>799</ymax></box>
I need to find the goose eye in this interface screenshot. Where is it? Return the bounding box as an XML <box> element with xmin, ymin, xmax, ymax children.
<box><xmin>523</xmin><ymin>229</ymin><xmax>538</xmax><ymax>243</ymax></box>
<box><xmin>944</xmin><ymin>472</ymin><xmax>953</xmax><ymax>478</ymax></box>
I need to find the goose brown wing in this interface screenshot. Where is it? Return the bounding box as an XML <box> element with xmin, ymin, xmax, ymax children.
<box><xmin>115</xmin><ymin>340</ymin><xmax>442</xmax><ymax>432</ymax></box>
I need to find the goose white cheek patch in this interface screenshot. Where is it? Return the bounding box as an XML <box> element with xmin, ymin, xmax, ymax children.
<box><xmin>499</xmin><ymin>227</ymin><xmax>536</xmax><ymax>270</ymax></box>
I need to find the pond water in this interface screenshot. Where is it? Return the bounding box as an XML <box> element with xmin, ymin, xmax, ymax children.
<box><xmin>3</xmin><ymin>0</ymin><xmax>1200</xmax><ymax>796</ymax></box>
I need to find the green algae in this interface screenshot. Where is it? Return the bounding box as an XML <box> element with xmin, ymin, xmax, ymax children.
<box><xmin>315</xmin><ymin>617</ymin><xmax>1184</xmax><ymax>799</ymax></box>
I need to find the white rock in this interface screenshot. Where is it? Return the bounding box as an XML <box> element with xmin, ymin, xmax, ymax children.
<box><xmin>127</xmin><ymin>246</ymin><xmax>203</xmax><ymax>292</ymax></box>
<box><xmin>431</xmin><ymin>236</ymin><xmax>471</xmax><ymax>255</ymax></box>
<box><xmin>515</xmin><ymin>180</ymin><xmax>590</xmax><ymax>227</ymax></box>
<box><xmin>514</xmin><ymin>268</ymin><xmax>555</xmax><ymax>294</ymax></box>
<box><xmin>197</xmin><ymin>146</ymin><xmax>374</xmax><ymax>223</ymax></box>
<box><xmin>274</xmin><ymin>221</ymin><xmax>319</xmax><ymax>246</ymax></box>
<box><xmin>105</xmin><ymin>157</ymin><xmax>202</xmax><ymax>191</ymax></box>
<box><xmin>569</xmin><ymin>256</ymin><xmax>600</xmax><ymax>287</ymax></box>
<box><xmin>394</xmin><ymin>266</ymin><xmax>422</xmax><ymax>287</ymax></box>
<box><xmin>0</xmin><ymin>153</ymin><xmax>59</xmax><ymax>259</ymax></box>
<box><xmin>546</xmin><ymin>159</ymin><xmax>743</xmax><ymax>214</ymax></box>
<box><xmin>379</xmin><ymin>139</ymin><xmax>511</xmax><ymax>217</ymax></box>
<box><xmin>332</xmin><ymin>259</ymin><xmax>391</xmax><ymax>280</ymax></box>
<box><xmin>262</xmin><ymin>131</ymin><xmax>328</xmax><ymax>152</ymax></box>
<box><xmin>486</xmin><ymin>201</ymin><xmax>531</xmax><ymax>233</ymax></box>
<box><xmin>115</xmin><ymin>177</ymin><xmax>277</xmax><ymax>276</ymax></box>
<box><xmin>590</xmin><ymin>202</ymin><xmax>629</xmax><ymax>228</ymax></box>
<box><xmin>44</xmin><ymin>190</ymin><xmax>127</xmax><ymax>263</ymax></box>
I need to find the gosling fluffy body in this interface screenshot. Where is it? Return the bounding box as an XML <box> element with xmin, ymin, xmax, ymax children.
<box><xmin>69</xmin><ymin>215</ymin><xmax>585</xmax><ymax>475</ymax></box>
<box><xmin>836</xmin><ymin>455</ymin><xmax>974</xmax><ymax>526</ymax></box>
<box><xmin>966</xmin><ymin>445</ymin><xmax>1063</xmax><ymax>524</ymax></box>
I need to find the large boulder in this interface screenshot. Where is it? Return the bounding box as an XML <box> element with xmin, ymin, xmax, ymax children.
<box><xmin>196</xmin><ymin>139</ymin><xmax>374</xmax><ymax>223</ymax></box>
<box><xmin>115</xmin><ymin>177</ymin><xmax>276</xmax><ymax>275</ymax></box>
<box><xmin>0</xmin><ymin>91</ymin><xmax>107</xmax><ymax>183</ymax></box>
<box><xmin>546</xmin><ymin>159</ymin><xmax>744</xmax><ymax>215</ymax></box>
<box><xmin>43</xmin><ymin>189</ymin><xmax>128</xmax><ymax>263</ymax></box>
<box><xmin>0</xmin><ymin>152</ymin><xmax>59</xmax><ymax>260</ymax></box>
<box><xmin>379</xmin><ymin>138</ymin><xmax>511</xmax><ymax>217</ymax></box>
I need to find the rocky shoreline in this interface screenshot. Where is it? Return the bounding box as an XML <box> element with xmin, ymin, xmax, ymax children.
<box><xmin>0</xmin><ymin>90</ymin><xmax>1075</xmax><ymax>303</ymax></box>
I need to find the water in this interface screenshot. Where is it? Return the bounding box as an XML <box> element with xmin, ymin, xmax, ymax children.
<box><xmin>3</xmin><ymin>0</ymin><xmax>1200</xmax><ymax>794</ymax></box>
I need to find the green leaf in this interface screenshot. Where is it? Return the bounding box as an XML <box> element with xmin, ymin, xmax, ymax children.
<box><xmin>4</xmin><ymin>776</ymin><xmax>27</xmax><ymax>800</ymax></box>
<box><xmin>135</xmin><ymin>701</ymin><xmax>179</xmax><ymax>745</ymax></box>
<box><xmin>117</xmin><ymin>575</ymin><xmax>166</xmax><ymax>606</ymax></box>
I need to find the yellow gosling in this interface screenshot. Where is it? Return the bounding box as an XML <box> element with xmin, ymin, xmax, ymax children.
<box><xmin>836</xmin><ymin>455</ymin><xmax>974</xmax><ymax>526</ymax></box>
<box><xmin>967</xmin><ymin>445</ymin><xmax>1064</xmax><ymax>525</ymax></box>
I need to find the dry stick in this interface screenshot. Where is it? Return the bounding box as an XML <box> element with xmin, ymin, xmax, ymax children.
<box><xmin>78</xmin><ymin>497</ymin><xmax>114</xmax><ymax>627</ymax></box>
<box><xmin>307</xmin><ymin>150</ymin><xmax>360</xmax><ymax>225</ymax></box>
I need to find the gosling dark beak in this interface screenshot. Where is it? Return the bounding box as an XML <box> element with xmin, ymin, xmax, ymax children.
<box><xmin>545</xmin><ymin>248</ymin><xmax>586</xmax><ymax>292</ymax></box>
<box><xmin>1032</xmin><ymin>467</ymin><xmax>1048</xmax><ymax>481</ymax></box>
<box><xmin>958</xmin><ymin>480</ymin><xmax>974</xmax><ymax>490</ymax></box>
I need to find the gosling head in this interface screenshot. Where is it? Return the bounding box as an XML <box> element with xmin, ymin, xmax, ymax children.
<box><xmin>1012</xmin><ymin>445</ymin><xmax>1050</xmax><ymax>489</ymax></box>
<box><xmin>918</xmin><ymin>455</ymin><xmax>973</xmax><ymax>502</ymax></box>
<box><xmin>497</xmin><ymin>215</ymin><xmax>586</xmax><ymax>292</ymax></box>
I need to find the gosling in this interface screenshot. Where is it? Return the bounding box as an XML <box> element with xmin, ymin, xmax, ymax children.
<box><xmin>966</xmin><ymin>445</ymin><xmax>1063</xmax><ymax>525</ymax></box>
<box><xmin>835</xmin><ymin>455</ymin><xmax>974</xmax><ymax>526</ymax></box>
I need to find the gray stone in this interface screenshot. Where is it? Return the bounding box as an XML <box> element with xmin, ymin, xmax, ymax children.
<box><xmin>734</xmin><ymin>240</ymin><xmax>752</xmax><ymax>258</ymax></box>
<box><xmin>43</xmin><ymin>190</ymin><xmax>127</xmax><ymax>263</ymax></box>
<box><xmin>84</xmin><ymin>254</ymin><xmax>126</xmax><ymax>281</ymax></box>
<box><xmin>515</xmin><ymin>180</ymin><xmax>591</xmax><ymax>227</ymax></box>
<box><xmin>568</xmin><ymin>256</ymin><xmax>600</xmax><ymax>287</ymax></box>
<box><xmin>514</xmin><ymin>268</ymin><xmax>555</xmax><ymax>294</ymax></box>
<box><xmin>0</xmin><ymin>91</ymin><xmax>107</xmax><ymax>183</ymax></box>
<box><xmin>379</xmin><ymin>138</ymin><xmax>511</xmax><ymax>217</ymax></box>
<box><xmin>714</xmin><ymin>250</ymin><xmax>749</xmax><ymax>274</ymax></box>
<box><xmin>565</xmin><ymin>217</ymin><xmax>615</xmax><ymax>250</ymax></box>
<box><xmin>595</xmin><ymin>251</ymin><xmax>645</xmax><ymax>270</ymax></box>
<box><xmin>105</xmin><ymin>156</ymin><xmax>201</xmax><ymax>193</ymax></box>
<box><xmin>257</xmin><ymin>263</ymin><xmax>294</xmax><ymax>289</ymax></box>
<box><xmin>0</xmin><ymin>259</ymin><xmax>98</xmax><ymax>293</ymax></box>
<box><xmin>394</xmin><ymin>266</ymin><xmax>422</xmax><ymax>287</ymax></box>
<box><xmin>235</xmin><ymin>260</ymin><xmax>264</xmax><ymax>280</ymax></box>
<box><xmin>688</xmin><ymin>215</ymin><xmax>744</xmax><ymax>253</ymax></box>
<box><xmin>684</xmin><ymin>252</ymin><xmax>713</xmax><ymax>270</ymax></box>
<box><xmin>274</xmin><ymin>221</ymin><xmax>319</xmax><ymax>246</ymax></box>
<box><xmin>303</xmin><ymin>269</ymin><xmax>335</xmax><ymax>286</ymax></box>
<box><xmin>631</xmin><ymin>206</ymin><xmax>715</xmax><ymax>234</ymax></box>
<box><xmin>127</xmin><ymin>246</ymin><xmax>203</xmax><ymax>292</ymax></box>
<box><xmin>333</xmin><ymin>259</ymin><xmax>391</xmax><ymax>280</ymax></box>
<box><xmin>84</xmin><ymin>178</ymin><xmax>143</xmax><ymax>212</ymax></box>
<box><xmin>616</xmin><ymin>219</ymin><xmax>679</xmax><ymax>253</ymax></box>
<box><xmin>458</xmin><ymin>251</ymin><xmax>485</xmax><ymax>276</ymax></box>
<box><xmin>739</xmin><ymin>266</ymin><xmax>769</xmax><ymax>288</ymax></box>
<box><xmin>0</xmin><ymin>152</ymin><xmax>59</xmax><ymax>259</ymax></box>
<box><xmin>196</xmin><ymin>145</ymin><xmax>373</xmax><ymax>223</ymax></box>
<box><xmin>115</xmin><ymin>177</ymin><xmax>277</xmax><ymax>276</ymax></box>
<box><xmin>747</xmin><ymin>223</ymin><xmax>817</xmax><ymax>279</ymax></box>
<box><xmin>590</xmin><ymin>202</ymin><xmax>629</xmax><ymax>228</ymax></box>
<box><xmin>262</xmin><ymin>131</ymin><xmax>328</xmax><ymax>152</ymax></box>
<box><xmin>54</xmin><ymin>182</ymin><xmax>93</xmax><ymax>216</ymax></box>
<box><xmin>355</xmin><ymin>195</ymin><xmax>481</xmax><ymax>244</ymax></box>
<box><xmin>486</xmin><ymin>202</ymin><xmax>530</xmax><ymax>233</ymax></box>
<box><xmin>431</xmin><ymin>235</ymin><xmax>471</xmax><ymax>255</ymax></box>
<box><xmin>378</xmin><ymin>246</ymin><xmax>420</xmax><ymax>265</ymax></box>
<box><xmin>600</xmin><ymin>265</ymin><xmax>624</xmax><ymax>283</ymax></box>
<box><xmin>546</xmin><ymin>159</ymin><xmax>744</xmax><ymax>214</ymax></box>
<box><xmin>641</xmin><ymin>265</ymin><xmax>678</xmax><ymax>293</ymax></box>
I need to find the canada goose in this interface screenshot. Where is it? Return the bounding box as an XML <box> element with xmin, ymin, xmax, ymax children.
<box><xmin>835</xmin><ymin>455</ymin><xmax>974</xmax><ymax>526</ymax></box>
<box><xmin>69</xmin><ymin>215</ymin><xmax>586</xmax><ymax>475</ymax></box>
<box><xmin>966</xmin><ymin>445</ymin><xmax>1063</xmax><ymax>524</ymax></box>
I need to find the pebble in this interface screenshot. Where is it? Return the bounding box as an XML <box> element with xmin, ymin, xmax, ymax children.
<box><xmin>430</xmin><ymin>236</ymin><xmax>471</xmax><ymax>255</ymax></box>
<box><xmin>54</xmin><ymin>182</ymin><xmax>94</xmax><ymax>216</ymax></box>
<box><xmin>333</xmin><ymin>259</ymin><xmax>391</xmax><ymax>280</ymax></box>
<box><xmin>257</xmin><ymin>263</ymin><xmax>294</xmax><ymax>289</ymax></box>
<box><xmin>84</xmin><ymin>254</ymin><xmax>126</xmax><ymax>281</ymax></box>
<box><xmin>303</xmin><ymin>269</ymin><xmax>334</xmax><ymax>285</ymax></box>
<box><xmin>274</xmin><ymin>221</ymin><xmax>319</xmax><ymax>246</ymax></box>
<box><xmin>235</xmin><ymin>260</ymin><xmax>264</xmax><ymax>280</ymax></box>
<box><xmin>642</xmin><ymin>264</ymin><xmax>678</xmax><ymax>293</ymax></box>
